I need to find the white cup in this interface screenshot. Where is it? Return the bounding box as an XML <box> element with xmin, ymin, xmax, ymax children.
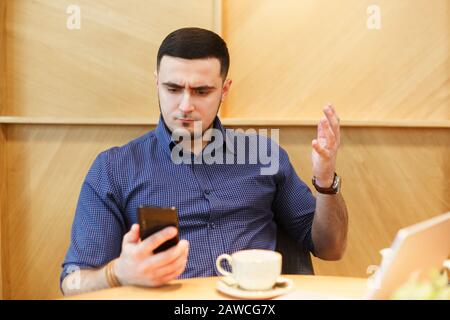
<box><xmin>216</xmin><ymin>249</ymin><xmax>282</xmax><ymax>291</ymax></box>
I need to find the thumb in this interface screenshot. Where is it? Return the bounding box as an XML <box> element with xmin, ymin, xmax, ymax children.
<box><xmin>123</xmin><ymin>224</ymin><xmax>140</xmax><ymax>244</ymax></box>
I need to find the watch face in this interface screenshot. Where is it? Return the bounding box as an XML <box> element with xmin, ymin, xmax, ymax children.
<box><xmin>333</xmin><ymin>175</ymin><xmax>341</xmax><ymax>192</ymax></box>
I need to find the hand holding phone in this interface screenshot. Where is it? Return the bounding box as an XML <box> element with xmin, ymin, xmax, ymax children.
<box><xmin>113</xmin><ymin>219</ymin><xmax>189</xmax><ymax>288</ymax></box>
<box><xmin>138</xmin><ymin>206</ymin><xmax>180</xmax><ymax>254</ymax></box>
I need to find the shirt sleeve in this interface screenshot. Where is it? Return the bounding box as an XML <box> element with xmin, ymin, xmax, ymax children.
<box><xmin>272</xmin><ymin>147</ymin><xmax>317</xmax><ymax>254</ymax></box>
<box><xmin>60</xmin><ymin>150</ymin><xmax>126</xmax><ymax>289</ymax></box>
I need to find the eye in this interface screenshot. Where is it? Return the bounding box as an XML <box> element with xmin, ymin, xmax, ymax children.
<box><xmin>167</xmin><ymin>88</ymin><xmax>179</xmax><ymax>93</ymax></box>
<box><xmin>196</xmin><ymin>89</ymin><xmax>209</xmax><ymax>96</ymax></box>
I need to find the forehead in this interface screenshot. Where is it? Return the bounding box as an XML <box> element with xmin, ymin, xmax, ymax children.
<box><xmin>158</xmin><ymin>56</ymin><xmax>222</xmax><ymax>86</ymax></box>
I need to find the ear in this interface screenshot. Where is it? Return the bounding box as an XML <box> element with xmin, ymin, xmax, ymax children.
<box><xmin>221</xmin><ymin>79</ymin><xmax>232</xmax><ymax>101</ymax></box>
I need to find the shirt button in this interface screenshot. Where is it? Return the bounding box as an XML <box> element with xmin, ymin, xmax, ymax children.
<box><xmin>209</xmin><ymin>223</ymin><xmax>216</xmax><ymax>229</ymax></box>
<box><xmin>204</xmin><ymin>189</ymin><xmax>211</xmax><ymax>195</ymax></box>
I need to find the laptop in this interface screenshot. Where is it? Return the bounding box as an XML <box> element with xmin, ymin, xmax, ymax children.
<box><xmin>366</xmin><ymin>211</ymin><xmax>450</xmax><ymax>299</ymax></box>
<box><xmin>279</xmin><ymin>211</ymin><xmax>450</xmax><ymax>300</ymax></box>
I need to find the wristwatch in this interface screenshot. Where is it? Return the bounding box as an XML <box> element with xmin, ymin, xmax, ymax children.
<box><xmin>312</xmin><ymin>172</ymin><xmax>341</xmax><ymax>194</ymax></box>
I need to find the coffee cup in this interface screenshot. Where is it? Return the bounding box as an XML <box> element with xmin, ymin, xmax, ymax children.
<box><xmin>215</xmin><ymin>249</ymin><xmax>282</xmax><ymax>291</ymax></box>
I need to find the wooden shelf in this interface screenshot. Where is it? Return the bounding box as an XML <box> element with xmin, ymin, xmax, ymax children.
<box><xmin>0</xmin><ymin>116</ymin><xmax>449</xmax><ymax>128</ymax></box>
<box><xmin>222</xmin><ymin>118</ymin><xmax>450</xmax><ymax>128</ymax></box>
<box><xmin>0</xmin><ymin>116</ymin><xmax>157</xmax><ymax>126</ymax></box>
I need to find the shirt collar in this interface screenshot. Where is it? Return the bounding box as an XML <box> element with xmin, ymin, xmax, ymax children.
<box><xmin>155</xmin><ymin>115</ymin><xmax>175</xmax><ymax>154</ymax></box>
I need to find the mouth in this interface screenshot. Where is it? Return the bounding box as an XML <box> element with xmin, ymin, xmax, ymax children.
<box><xmin>177</xmin><ymin>118</ymin><xmax>196</xmax><ymax>123</ymax></box>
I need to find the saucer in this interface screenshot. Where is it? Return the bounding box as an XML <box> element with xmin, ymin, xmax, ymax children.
<box><xmin>216</xmin><ymin>276</ymin><xmax>294</xmax><ymax>299</ymax></box>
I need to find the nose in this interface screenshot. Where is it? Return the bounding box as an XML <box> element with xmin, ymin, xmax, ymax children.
<box><xmin>178</xmin><ymin>92</ymin><xmax>195</xmax><ymax>113</ymax></box>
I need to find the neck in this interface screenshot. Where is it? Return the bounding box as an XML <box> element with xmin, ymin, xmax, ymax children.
<box><xmin>179</xmin><ymin>125</ymin><xmax>213</xmax><ymax>156</ymax></box>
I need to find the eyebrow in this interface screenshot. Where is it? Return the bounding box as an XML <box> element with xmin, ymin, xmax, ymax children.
<box><xmin>162</xmin><ymin>82</ymin><xmax>216</xmax><ymax>90</ymax></box>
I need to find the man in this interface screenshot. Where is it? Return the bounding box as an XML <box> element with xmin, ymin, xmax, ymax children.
<box><xmin>61</xmin><ymin>27</ymin><xmax>348</xmax><ymax>296</ymax></box>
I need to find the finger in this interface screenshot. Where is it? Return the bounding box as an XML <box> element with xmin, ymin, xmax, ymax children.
<box><xmin>142</xmin><ymin>239</ymin><xmax>189</xmax><ymax>271</ymax></box>
<box><xmin>152</xmin><ymin>260</ymin><xmax>187</xmax><ymax>287</ymax></box>
<box><xmin>318</xmin><ymin>119</ymin><xmax>335</xmax><ymax>149</ymax></box>
<box><xmin>322</xmin><ymin>119</ymin><xmax>336</xmax><ymax>147</ymax></box>
<box><xmin>323</xmin><ymin>104</ymin><xmax>340</xmax><ymax>145</ymax></box>
<box><xmin>312</xmin><ymin>139</ymin><xmax>330</xmax><ymax>158</ymax></box>
<box><xmin>137</xmin><ymin>226</ymin><xmax>178</xmax><ymax>256</ymax></box>
<box><xmin>123</xmin><ymin>224</ymin><xmax>140</xmax><ymax>244</ymax></box>
<box><xmin>163</xmin><ymin>261</ymin><xmax>187</xmax><ymax>281</ymax></box>
<box><xmin>150</xmin><ymin>250</ymin><xmax>188</xmax><ymax>281</ymax></box>
<box><xmin>318</xmin><ymin>117</ymin><xmax>335</xmax><ymax>139</ymax></box>
<box><xmin>317</xmin><ymin>118</ymin><xmax>327</xmax><ymax>139</ymax></box>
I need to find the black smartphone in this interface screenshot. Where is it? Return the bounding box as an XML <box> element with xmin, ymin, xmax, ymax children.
<box><xmin>137</xmin><ymin>206</ymin><xmax>180</xmax><ymax>254</ymax></box>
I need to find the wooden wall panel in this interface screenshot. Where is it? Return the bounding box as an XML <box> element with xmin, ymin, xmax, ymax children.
<box><xmin>0</xmin><ymin>0</ymin><xmax>4</xmax><ymax>112</ymax></box>
<box><xmin>4</xmin><ymin>0</ymin><xmax>216</xmax><ymax>118</ymax></box>
<box><xmin>0</xmin><ymin>0</ymin><xmax>6</xmax><ymax>299</ymax></box>
<box><xmin>222</xmin><ymin>0</ymin><xmax>450</xmax><ymax>121</ymax></box>
<box><xmin>275</xmin><ymin>126</ymin><xmax>450</xmax><ymax>277</ymax></box>
<box><xmin>5</xmin><ymin>125</ymin><xmax>151</xmax><ymax>299</ymax></box>
<box><xmin>0</xmin><ymin>125</ymin><xmax>5</xmax><ymax>299</ymax></box>
<box><xmin>4</xmin><ymin>124</ymin><xmax>449</xmax><ymax>299</ymax></box>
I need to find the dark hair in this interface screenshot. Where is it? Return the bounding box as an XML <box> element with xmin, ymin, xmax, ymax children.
<box><xmin>157</xmin><ymin>27</ymin><xmax>230</xmax><ymax>79</ymax></box>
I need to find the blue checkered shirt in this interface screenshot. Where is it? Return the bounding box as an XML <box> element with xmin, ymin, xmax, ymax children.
<box><xmin>61</xmin><ymin>117</ymin><xmax>316</xmax><ymax>286</ymax></box>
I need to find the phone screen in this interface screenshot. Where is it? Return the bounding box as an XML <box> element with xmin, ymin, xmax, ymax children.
<box><xmin>137</xmin><ymin>206</ymin><xmax>180</xmax><ymax>254</ymax></box>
